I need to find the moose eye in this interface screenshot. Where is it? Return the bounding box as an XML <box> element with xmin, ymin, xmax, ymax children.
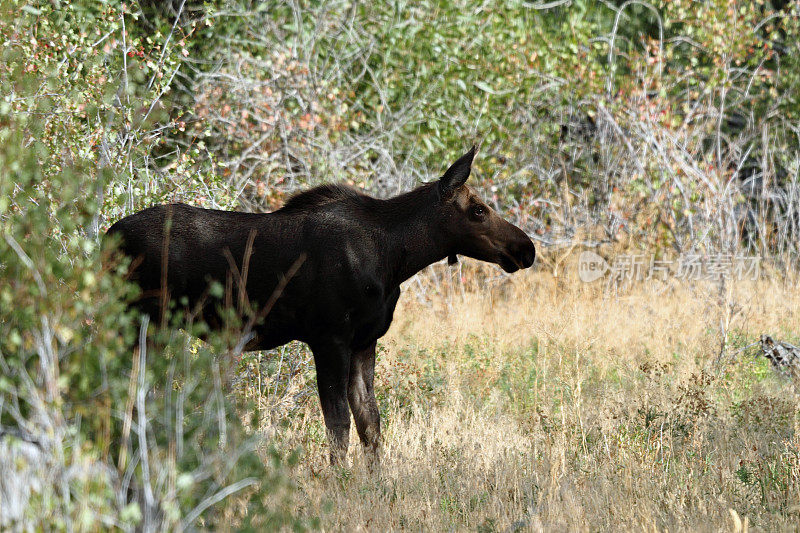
<box><xmin>470</xmin><ymin>205</ymin><xmax>485</xmax><ymax>219</ymax></box>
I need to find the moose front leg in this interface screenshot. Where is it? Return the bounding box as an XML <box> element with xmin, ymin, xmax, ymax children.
<box><xmin>311</xmin><ymin>340</ymin><xmax>351</xmax><ymax>466</ymax></box>
<box><xmin>348</xmin><ymin>341</ymin><xmax>381</xmax><ymax>468</ymax></box>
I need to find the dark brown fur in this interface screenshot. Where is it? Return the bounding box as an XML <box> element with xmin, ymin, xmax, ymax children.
<box><xmin>107</xmin><ymin>147</ymin><xmax>535</xmax><ymax>466</ymax></box>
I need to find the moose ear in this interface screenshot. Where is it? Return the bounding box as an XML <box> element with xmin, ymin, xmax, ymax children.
<box><xmin>439</xmin><ymin>146</ymin><xmax>476</xmax><ymax>196</ymax></box>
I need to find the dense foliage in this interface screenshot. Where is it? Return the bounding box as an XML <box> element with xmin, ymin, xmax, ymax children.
<box><xmin>176</xmin><ymin>0</ymin><xmax>800</xmax><ymax>259</ymax></box>
<box><xmin>0</xmin><ymin>2</ymin><xmax>300</xmax><ymax>529</ymax></box>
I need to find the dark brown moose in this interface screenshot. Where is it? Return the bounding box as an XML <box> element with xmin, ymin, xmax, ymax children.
<box><xmin>107</xmin><ymin>147</ymin><xmax>535</xmax><ymax>466</ymax></box>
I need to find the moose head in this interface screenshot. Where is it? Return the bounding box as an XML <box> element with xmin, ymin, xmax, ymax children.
<box><xmin>437</xmin><ymin>147</ymin><xmax>536</xmax><ymax>273</ymax></box>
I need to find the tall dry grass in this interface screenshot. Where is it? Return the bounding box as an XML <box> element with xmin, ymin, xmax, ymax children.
<box><xmin>235</xmin><ymin>255</ymin><xmax>800</xmax><ymax>531</ymax></box>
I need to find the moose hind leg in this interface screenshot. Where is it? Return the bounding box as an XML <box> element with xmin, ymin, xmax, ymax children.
<box><xmin>348</xmin><ymin>341</ymin><xmax>381</xmax><ymax>467</ymax></box>
<box><xmin>311</xmin><ymin>340</ymin><xmax>352</xmax><ymax>466</ymax></box>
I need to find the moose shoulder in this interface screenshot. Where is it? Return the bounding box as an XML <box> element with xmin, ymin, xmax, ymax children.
<box><xmin>107</xmin><ymin>147</ymin><xmax>535</xmax><ymax>466</ymax></box>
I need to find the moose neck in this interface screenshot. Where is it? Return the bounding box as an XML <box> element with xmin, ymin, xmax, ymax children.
<box><xmin>381</xmin><ymin>184</ymin><xmax>452</xmax><ymax>286</ymax></box>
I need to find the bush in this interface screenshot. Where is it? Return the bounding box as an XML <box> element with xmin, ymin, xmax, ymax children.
<box><xmin>0</xmin><ymin>1</ymin><xmax>300</xmax><ymax>529</ymax></box>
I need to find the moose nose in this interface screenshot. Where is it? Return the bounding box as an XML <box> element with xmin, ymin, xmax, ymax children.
<box><xmin>518</xmin><ymin>241</ymin><xmax>536</xmax><ymax>268</ymax></box>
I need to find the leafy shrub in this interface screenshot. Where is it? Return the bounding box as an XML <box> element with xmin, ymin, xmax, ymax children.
<box><xmin>0</xmin><ymin>2</ymin><xmax>299</xmax><ymax>528</ymax></box>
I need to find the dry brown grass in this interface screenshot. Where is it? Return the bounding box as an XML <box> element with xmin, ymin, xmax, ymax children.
<box><xmin>236</xmin><ymin>256</ymin><xmax>800</xmax><ymax>531</ymax></box>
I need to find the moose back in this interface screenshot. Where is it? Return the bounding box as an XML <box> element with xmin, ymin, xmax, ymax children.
<box><xmin>107</xmin><ymin>147</ymin><xmax>535</xmax><ymax>465</ymax></box>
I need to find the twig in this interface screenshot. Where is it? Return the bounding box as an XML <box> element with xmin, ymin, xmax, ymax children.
<box><xmin>135</xmin><ymin>315</ymin><xmax>156</xmax><ymax>530</ymax></box>
<box><xmin>180</xmin><ymin>477</ymin><xmax>258</xmax><ymax>529</ymax></box>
